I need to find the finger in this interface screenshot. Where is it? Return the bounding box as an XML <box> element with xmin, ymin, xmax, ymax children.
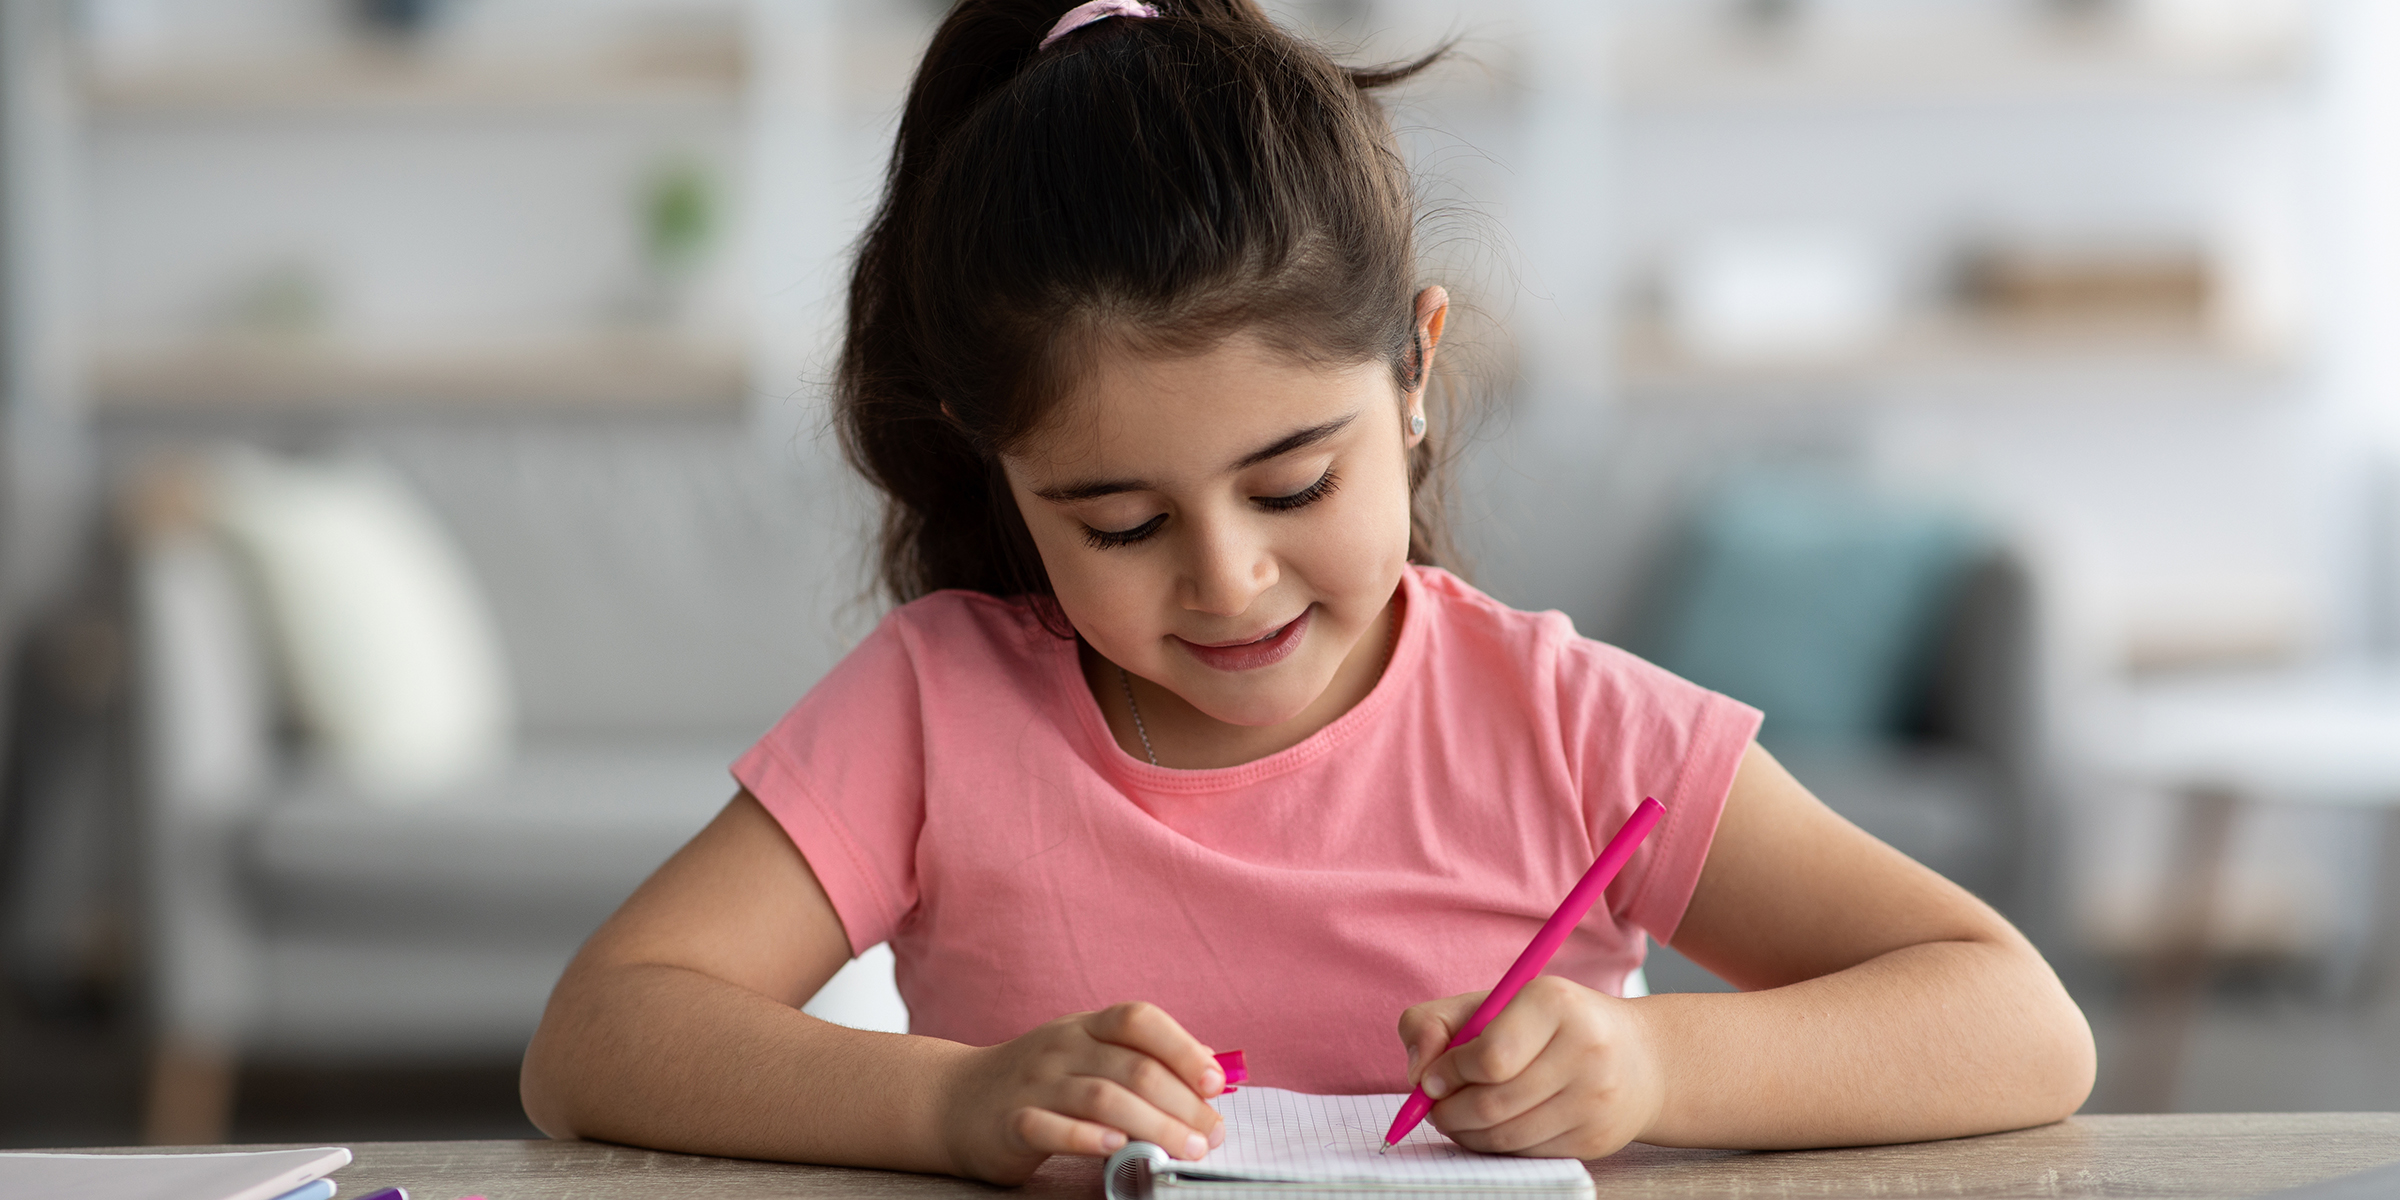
<box><xmin>1441</xmin><ymin>1088</ymin><xmax>1599</xmax><ymax>1158</ymax></box>
<box><xmin>1054</xmin><ymin>1074</ymin><xmax>1215</xmax><ymax>1162</ymax></box>
<box><xmin>1428</xmin><ymin>1042</ymin><xmax>1572</xmax><ymax>1139</ymax></box>
<box><xmin>1419</xmin><ymin>996</ymin><xmax>1560</xmax><ymax>1100</ymax></box>
<box><xmin>1396</xmin><ymin>992</ymin><xmax>1485</xmax><ymax>1083</ymax></box>
<box><xmin>1087</xmin><ymin>1001</ymin><xmax>1225</xmax><ymax>1097</ymax></box>
<box><xmin>1010</xmin><ymin>1105</ymin><xmax>1130</xmax><ymax>1159</ymax></box>
<box><xmin>1090</xmin><ymin>1042</ymin><xmax>1226</xmax><ymax>1146</ymax></box>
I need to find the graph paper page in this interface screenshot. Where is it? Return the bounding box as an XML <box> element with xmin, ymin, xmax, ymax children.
<box><xmin>1171</xmin><ymin>1087</ymin><xmax>1592</xmax><ymax>1188</ymax></box>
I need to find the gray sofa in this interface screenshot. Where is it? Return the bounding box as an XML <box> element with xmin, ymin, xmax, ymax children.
<box><xmin>129</xmin><ymin>417</ymin><xmax>2063</xmax><ymax>1134</ymax></box>
<box><xmin>130</xmin><ymin>417</ymin><xmax>902</xmax><ymax>1141</ymax></box>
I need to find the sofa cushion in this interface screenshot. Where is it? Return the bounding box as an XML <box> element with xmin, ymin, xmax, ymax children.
<box><xmin>352</xmin><ymin>421</ymin><xmax>863</xmax><ymax>739</ymax></box>
<box><xmin>1637</xmin><ymin>473</ymin><xmax>1989</xmax><ymax>747</ymax></box>
<box><xmin>209</xmin><ymin>447</ymin><xmax>515</xmax><ymax>799</ymax></box>
<box><xmin>242</xmin><ymin>738</ymin><xmax>744</xmax><ymax>939</ymax></box>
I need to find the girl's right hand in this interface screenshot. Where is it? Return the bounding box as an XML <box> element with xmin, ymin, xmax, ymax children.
<box><xmin>938</xmin><ymin>1001</ymin><xmax>1228</xmax><ymax>1184</ymax></box>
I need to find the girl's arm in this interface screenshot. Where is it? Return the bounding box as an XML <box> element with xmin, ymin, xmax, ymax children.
<box><xmin>1398</xmin><ymin>742</ymin><xmax>2095</xmax><ymax>1156</ymax></box>
<box><xmin>520</xmin><ymin>790</ymin><xmax>1228</xmax><ymax>1184</ymax></box>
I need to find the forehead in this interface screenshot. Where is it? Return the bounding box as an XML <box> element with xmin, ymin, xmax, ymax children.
<box><xmin>1012</xmin><ymin>332</ymin><xmax>1391</xmax><ymax>478</ymax></box>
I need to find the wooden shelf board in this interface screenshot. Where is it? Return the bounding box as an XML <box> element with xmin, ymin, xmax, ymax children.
<box><xmin>92</xmin><ymin>339</ymin><xmax>749</xmax><ymax>414</ymax></box>
<box><xmin>1614</xmin><ymin>35</ymin><xmax>2301</xmax><ymax>110</ymax></box>
<box><xmin>1617</xmin><ymin>317</ymin><xmax>2294</xmax><ymax>402</ymax></box>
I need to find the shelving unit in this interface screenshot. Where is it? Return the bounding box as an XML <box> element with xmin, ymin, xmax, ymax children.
<box><xmin>1601</xmin><ymin>12</ymin><xmax>2315</xmax><ymax>348</ymax></box>
<box><xmin>76</xmin><ymin>8</ymin><xmax>753</xmax><ymax>420</ymax></box>
<box><xmin>1540</xmin><ymin>1</ymin><xmax>2329</xmax><ymax>672</ymax></box>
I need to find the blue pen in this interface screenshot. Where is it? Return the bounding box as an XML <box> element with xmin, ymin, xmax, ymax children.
<box><xmin>265</xmin><ymin>1181</ymin><xmax>338</xmax><ymax>1200</ymax></box>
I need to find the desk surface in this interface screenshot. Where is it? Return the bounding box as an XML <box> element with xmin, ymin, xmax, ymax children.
<box><xmin>135</xmin><ymin>1113</ymin><xmax>2400</xmax><ymax>1200</ymax></box>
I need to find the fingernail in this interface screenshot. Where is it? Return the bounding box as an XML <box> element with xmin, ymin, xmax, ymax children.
<box><xmin>1422</xmin><ymin>1075</ymin><xmax>1449</xmax><ymax>1100</ymax></box>
<box><xmin>1103</xmin><ymin>1131</ymin><xmax>1128</xmax><ymax>1151</ymax></box>
<box><xmin>1407</xmin><ymin>1046</ymin><xmax>1420</xmax><ymax>1073</ymax></box>
<box><xmin>1209</xmin><ymin>1123</ymin><xmax>1226</xmax><ymax>1148</ymax></box>
<box><xmin>1204</xmin><ymin>1066</ymin><xmax>1225</xmax><ymax>1094</ymax></box>
<box><xmin>1184</xmin><ymin>1134</ymin><xmax>1209</xmax><ymax>1160</ymax></box>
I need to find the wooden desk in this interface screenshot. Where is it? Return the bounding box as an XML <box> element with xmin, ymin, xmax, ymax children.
<box><xmin>138</xmin><ymin>1113</ymin><xmax>2400</xmax><ymax>1199</ymax></box>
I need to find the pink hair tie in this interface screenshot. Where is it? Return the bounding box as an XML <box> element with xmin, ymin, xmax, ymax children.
<box><xmin>1039</xmin><ymin>0</ymin><xmax>1160</xmax><ymax>50</ymax></box>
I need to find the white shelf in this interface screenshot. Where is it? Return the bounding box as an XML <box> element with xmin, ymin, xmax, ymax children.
<box><xmin>84</xmin><ymin>49</ymin><xmax>744</xmax><ymax>119</ymax></box>
<box><xmin>92</xmin><ymin>336</ymin><xmax>747</xmax><ymax>413</ymax></box>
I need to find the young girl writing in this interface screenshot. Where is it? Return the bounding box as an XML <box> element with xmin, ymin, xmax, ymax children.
<box><xmin>519</xmin><ymin>0</ymin><xmax>2094</xmax><ymax>1182</ymax></box>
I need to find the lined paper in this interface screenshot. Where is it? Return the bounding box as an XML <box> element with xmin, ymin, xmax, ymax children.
<box><xmin>1168</xmin><ymin>1087</ymin><xmax>1593</xmax><ymax>1189</ymax></box>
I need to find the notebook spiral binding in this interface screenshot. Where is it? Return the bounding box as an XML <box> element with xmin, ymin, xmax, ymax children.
<box><xmin>1104</xmin><ymin>1140</ymin><xmax>1169</xmax><ymax>1200</ymax></box>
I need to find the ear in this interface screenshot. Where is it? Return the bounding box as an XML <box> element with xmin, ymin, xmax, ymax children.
<box><xmin>1415</xmin><ymin>285</ymin><xmax>1450</xmax><ymax>356</ymax></box>
<box><xmin>1404</xmin><ymin>285</ymin><xmax>1450</xmax><ymax>448</ymax></box>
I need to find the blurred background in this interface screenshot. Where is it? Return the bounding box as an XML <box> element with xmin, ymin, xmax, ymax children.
<box><xmin>3</xmin><ymin>0</ymin><xmax>2398</xmax><ymax>1150</ymax></box>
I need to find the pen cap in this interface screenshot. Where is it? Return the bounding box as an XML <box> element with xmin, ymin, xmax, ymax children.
<box><xmin>1214</xmin><ymin>1050</ymin><xmax>1248</xmax><ymax>1086</ymax></box>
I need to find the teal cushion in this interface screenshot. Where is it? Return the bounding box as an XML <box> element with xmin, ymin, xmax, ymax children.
<box><xmin>1637</xmin><ymin>474</ymin><xmax>1988</xmax><ymax>747</ymax></box>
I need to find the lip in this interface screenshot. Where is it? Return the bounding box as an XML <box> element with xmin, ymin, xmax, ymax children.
<box><xmin>1176</xmin><ymin>607</ymin><xmax>1313</xmax><ymax>673</ymax></box>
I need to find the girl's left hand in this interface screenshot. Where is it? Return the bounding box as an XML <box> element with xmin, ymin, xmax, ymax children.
<box><xmin>1395</xmin><ymin>976</ymin><xmax>1665</xmax><ymax>1160</ymax></box>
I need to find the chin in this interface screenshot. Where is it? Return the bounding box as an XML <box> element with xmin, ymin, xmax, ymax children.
<box><xmin>1181</xmin><ymin>675</ymin><xmax>1330</xmax><ymax>729</ymax></box>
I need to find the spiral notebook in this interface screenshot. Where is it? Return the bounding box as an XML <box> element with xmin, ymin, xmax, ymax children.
<box><xmin>1103</xmin><ymin>1087</ymin><xmax>1595</xmax><ymax>1198</ymax></box>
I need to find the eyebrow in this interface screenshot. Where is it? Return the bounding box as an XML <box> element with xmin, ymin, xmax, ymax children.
<box><xmin>1031</xmin><ymin>412</ymin><xmax>1359</xmax><ymax>503</ymax></box>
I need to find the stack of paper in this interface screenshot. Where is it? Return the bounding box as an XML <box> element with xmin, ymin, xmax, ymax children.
<box><xmin>1105</xmin><ymin>1088</ymin><xmax>1594</xmax><ymax>1198</ymax></box>
<box><xmin>0</xmin><ymin>1146</ymin><xmax>351</xmax><ymax>1200</ymax></box>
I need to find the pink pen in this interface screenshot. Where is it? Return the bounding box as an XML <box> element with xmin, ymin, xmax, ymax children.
<box><xmin>1382</xmin><ymin>796</ymin><xmax>1665</xmax><ymax>1151</ymax></box>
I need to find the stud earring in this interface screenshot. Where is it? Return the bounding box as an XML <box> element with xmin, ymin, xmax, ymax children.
<box><xmin>1409</xmin><ymin>412</ymin><xmax>1427</xmax><ymax>438</ymax></box>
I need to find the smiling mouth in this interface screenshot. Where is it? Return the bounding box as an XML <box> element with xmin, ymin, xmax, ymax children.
<box><xmin>1191</xmin><ymin>620</ymin><xmax>1300</xmax><ymax>649</ymax></box>
<box><xmin>1175</xmin><ymin>607</ymin><xmax>1313</xmax><ymax>672</ymax></box>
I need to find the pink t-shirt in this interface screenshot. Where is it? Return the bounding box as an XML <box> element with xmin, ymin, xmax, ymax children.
<box><xmin>733</xmin><ymin>566</ymin><xmax>1760</xmax><ymax>1095</ymax></box>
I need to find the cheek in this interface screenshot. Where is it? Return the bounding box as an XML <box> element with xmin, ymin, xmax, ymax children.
<box><xmin>1024</xmin><ymin>524</ymin><xmax>1160</xmax><ymax>640</ymax></box>
<box><xmin>1307</xmin><ymin>456</ymin><xmax>1416</xmax><ymax>587</ymax></box>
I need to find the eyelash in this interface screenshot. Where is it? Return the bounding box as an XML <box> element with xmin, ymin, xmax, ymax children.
<box><xmin>1077</xmin><ymin>469</ymin><xmax>1342</xmax><ymax>550</ymax></box>
<box><xmin>1081</xmin><ymin>514</ymin><xmax>1166</xmax><ymax>550</ymax></box>
<box><xmin>1257</xmin><ymin>467</ymin><xmax>1341</xmax><ymax>512</ymax></box>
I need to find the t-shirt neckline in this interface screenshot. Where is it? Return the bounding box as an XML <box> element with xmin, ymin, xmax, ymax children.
<box><xmin>1052</xmin><ymin>566</ymin><xmax>1430</xmax><ymax>794</ymax></box>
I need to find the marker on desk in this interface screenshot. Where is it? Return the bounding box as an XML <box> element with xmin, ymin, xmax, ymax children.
<box><xmin>1381</xmin><ymin>796</ymin><xmax>1665</xmax><ymax>1152</ymax></box>
<box><xmin>353</xmin><ymin>1189</ymin><xmax>408</xmax><ymax>1200</ymax></box>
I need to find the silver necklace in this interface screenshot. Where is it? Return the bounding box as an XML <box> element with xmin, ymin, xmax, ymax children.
<box><xmin>1117</xmin><ymin>607</ymin><xmax>1402</xmax><ymax>769</ymax></box>
<box><xmin>1117</xmin><ymin>665</ymin><xmax>1159</xmax><ymax>766</ymax></box>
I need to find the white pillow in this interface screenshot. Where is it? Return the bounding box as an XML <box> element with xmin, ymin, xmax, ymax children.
<box><xmin>208</xmin><ymin>447</ymin><xmax>515</xmax><ymax>801</ymax></box>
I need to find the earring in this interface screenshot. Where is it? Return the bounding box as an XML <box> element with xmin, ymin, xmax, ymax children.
<box><xmin>1409</xmin><ymin>412</ymin><xmax>1427</xmax><ymax>438</ymax></box>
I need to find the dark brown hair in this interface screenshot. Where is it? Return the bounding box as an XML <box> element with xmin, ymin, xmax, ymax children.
<box><xmin>836</xmin><ymin>0</ymin><xmax>1455</xmax><ymax>614</ymax></box>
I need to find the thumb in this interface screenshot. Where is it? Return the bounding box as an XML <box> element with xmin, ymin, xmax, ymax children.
<box><xmin>1396</xmin><ymin>991</ymin><xmax>1487</xmax><ymax>1086</ymax></box>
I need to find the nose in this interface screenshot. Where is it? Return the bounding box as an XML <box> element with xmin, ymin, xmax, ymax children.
<box><xmin>1179</xmin><ymin>514</ymin><xmax>1277</xmax><ymax>618</ymax></box>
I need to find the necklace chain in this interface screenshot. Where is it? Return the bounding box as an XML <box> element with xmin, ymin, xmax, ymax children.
<box><xmin>1117</xmin><ymin>605</ymin><xmax>1402</xmax><ymax>770</ymax></box>
<box><xmin>1117</xmin><ymin>666</ymin><xmax>1159</xmax><ymax>766</ymax></box>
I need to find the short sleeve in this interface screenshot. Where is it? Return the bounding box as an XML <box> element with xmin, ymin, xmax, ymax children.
<box><xmin>1556</xmin><ymin>633</ymin><xmax>1763</xmax><ymax>943</ymax></box>
<box><xmin>732</xmin><ymin>613</ymin><xmax>927</xmax><ymax>956</ymax></box>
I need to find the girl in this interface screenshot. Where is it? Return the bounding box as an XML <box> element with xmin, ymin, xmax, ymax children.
<box><xmin>519</xmin><ymin>0</ymin><xmax>2094</xmax><ymax>1183</ymax></box>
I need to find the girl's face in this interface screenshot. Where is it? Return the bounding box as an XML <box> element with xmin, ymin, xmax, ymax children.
<box><xmin>1001</xmin><ymin>329</ymin><xmax>1425</xmax><ymax>731</ymax></box>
